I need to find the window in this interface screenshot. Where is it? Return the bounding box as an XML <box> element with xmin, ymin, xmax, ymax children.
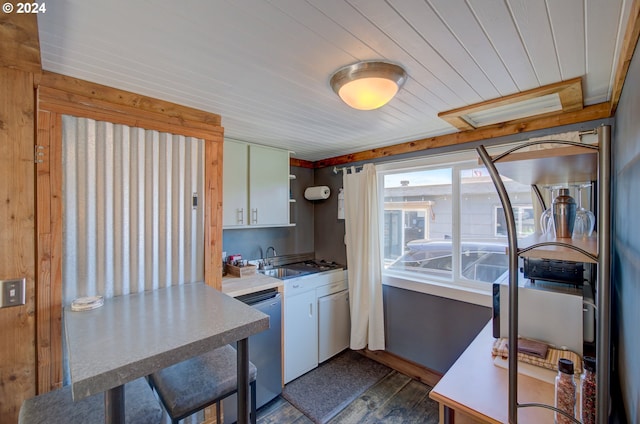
<box><xmin>380</xmin><ymin>150</ymin><xmax>533</xmax><ymax>291</ymax></box>
<box><xmin>495</xmin><ymin>205</ymin><xmax>535</xmax><ymax>238</ymax></box>
<box><xmin>383</xmin><ymin>168</ymin><xmax>448</xmax><ymax>265</ymax></box>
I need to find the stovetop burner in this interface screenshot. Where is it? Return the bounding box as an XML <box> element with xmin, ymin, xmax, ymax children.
<box><xmin>302</xmin><ymin>259</ymin><xmax>341</xmax><ymax>271</ymax></box>
<box><xmin>277</xmin><ymin>258</ymin><xmax>343</xmax><ymax>276</ymax></box>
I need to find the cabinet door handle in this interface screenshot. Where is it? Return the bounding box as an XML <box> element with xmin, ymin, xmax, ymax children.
<box><xmin>309</xmin><ymin>303</ymin><xmax>313</xmax><ymax>317</ymax></box>
<box><xmin>251</xmin><ymin>208</ymin><xmax>258</xmax><ymax>224</ymax></box>
<box><xmin>237</xmin><ymin>208</ymin><xmax>244</xmax><ymax>224</ymax></box>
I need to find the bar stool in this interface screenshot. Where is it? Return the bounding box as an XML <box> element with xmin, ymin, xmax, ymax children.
<box><xmin>18</xmin><ymin>377</ymin><xmax>163</xmax><ymax>424</ymax></box>
<box><xmin>148</xmin><ymin>344</ymin><xmax>257</xmax><ymax>424</ymax></box>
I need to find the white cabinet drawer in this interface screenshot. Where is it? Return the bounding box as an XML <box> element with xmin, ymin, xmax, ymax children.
<box><xmin>284</xmin><ymin>278</ymin><xmax>316</xmax><ymax>295</ymax></box>
<box><xmin>315</xmin><ymin>279</ymin><xmax>347</xmax><ymax>297</ymax></box>
<box><xmin>283</xmin><ymin>269</ymin><xmax>347</xmax><ymax>295</ymax></box>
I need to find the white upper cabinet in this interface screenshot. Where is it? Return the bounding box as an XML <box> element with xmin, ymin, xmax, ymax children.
<box><xmin>248</xmin><ymin>144</ymin><xmax>290</xmax><ymax>226</ymax></box>
<box><xmin>223</xmin><ymin>140</ymin><xmax>291</xmax><ymax>228</ymax></box>
<box><xmin>223</xmin><ymin>140</ymin><xmax>249</xmax><ymax>227</ymax></box>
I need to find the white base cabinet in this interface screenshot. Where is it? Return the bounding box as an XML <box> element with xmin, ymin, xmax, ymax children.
<box><xmin>318</xmin><ymin>288</ymin><xmax>350</xmax><ymax>363</ymax></box>
<box><xmin>283</xmin><ymin>289</ymin><xmax>317</xmax><ymax>383</ymax></box>
<box><xmin>283</xmin><ymin>270</ymin><xmax>348</xmax><ymax>384</ymax></box>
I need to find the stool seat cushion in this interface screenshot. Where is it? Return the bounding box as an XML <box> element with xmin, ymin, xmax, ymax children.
<box><xmin>18</xmin><ymin>377</ymin><xmax>162</xmax><ymax>424</ymax></box>
<box><xmin>149</xmin><ymin>344</ymin><xmax>257</xmax><ymax>419</ymax></box>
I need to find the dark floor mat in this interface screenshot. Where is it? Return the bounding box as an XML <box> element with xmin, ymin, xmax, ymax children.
<box><xmin>282</xmin><ymin>350</ymin><xmax>392</xmax><ymax>424</ymax></box>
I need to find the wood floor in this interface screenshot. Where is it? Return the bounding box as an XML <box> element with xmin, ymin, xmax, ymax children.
<box><xmin>256</xmin><ymin>371</ymin><xmax>440</xmax><ymax>424</ymax></box>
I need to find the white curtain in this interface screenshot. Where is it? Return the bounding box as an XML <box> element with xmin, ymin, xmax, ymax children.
<box><xmin>343</xmin><ymin>163</ymin><xmax>385</xmax><ymax>351</ymax></box>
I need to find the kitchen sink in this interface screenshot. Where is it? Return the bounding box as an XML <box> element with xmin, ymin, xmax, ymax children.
<box><xmin>259</xmin><ymin>267</ymin><xmax>307</xmax><ymax>279</ymax></box>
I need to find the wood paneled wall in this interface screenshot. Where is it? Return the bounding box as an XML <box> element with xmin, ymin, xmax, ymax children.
<box><xmin>0</xmin><ymin>12</ymin><xmax>39</xmax><ymax>423</ymax></box>
<box><xmin>0</xmin><ymin>66</ymin><xmax>37</xmax><ymax>423</ymax></box>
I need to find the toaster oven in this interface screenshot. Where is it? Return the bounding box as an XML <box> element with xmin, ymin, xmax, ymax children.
<box><xmin>522</xmin><ymin>257</ymin><xmax>584</xmax><ymax>287</ymax></box>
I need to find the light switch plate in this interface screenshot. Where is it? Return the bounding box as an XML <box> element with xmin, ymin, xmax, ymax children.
<box><xmin>0</xmin><ymin>278</ymin><xmax>26</xmax><ymax>308</ymax></box>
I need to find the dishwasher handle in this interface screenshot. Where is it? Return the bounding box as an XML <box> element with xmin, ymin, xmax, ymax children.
<box><xmin>236</xmin><ymin>288</ymin><xmax>280</xmax><ymax>305</ymax></box>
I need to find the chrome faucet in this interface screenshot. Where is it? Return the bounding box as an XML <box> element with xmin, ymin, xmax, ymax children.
<box><xmin>264</xmin><ymin>246</ymin><xmax>277</xmax><ymax>267</ymax></box>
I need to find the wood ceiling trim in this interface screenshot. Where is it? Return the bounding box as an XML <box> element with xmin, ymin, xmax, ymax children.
<box><xmin>37</xmin><ymin>71</ymin><xmax>222</xmax><ymax>128</ymax></box>
<box><xmin>610</xmin><ymin>0</ymin><xmax>640</xmax><ymax>115</ymax></box>
<box><xmin>38</xmin><ymin>85</ymin><xmax>223</xmax><ymax>140</ymax></box>
<box><xmin>290</xmin><ymin>158</ymin><xmax>314</xmax><ymax>168</ymax></box>
<box><xmin>0</xmin><ymin>13</ymin><xmax>41</xmax><ymax>73</ymax></box>
<box><xmin>437</xmin><ymin>77</ymin><xmax>583</xmax><ymax>131</ymax></box>
<box><xmin>313</xmin><ymin>102</ymin><xmax>611</xmax><ymax>169</ymax></box>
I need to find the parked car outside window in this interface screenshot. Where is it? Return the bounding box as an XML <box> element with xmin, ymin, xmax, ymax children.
<box><xmin>387</xmin><ymin>239</ymin><xmax>508</xmax><ymax>284</ymax></box>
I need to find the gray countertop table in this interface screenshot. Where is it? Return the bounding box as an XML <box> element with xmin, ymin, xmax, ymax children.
<box><xmin>64</xmin><ymin>282</ymin><xmax>269</xmax><ymax>424</ymax></box>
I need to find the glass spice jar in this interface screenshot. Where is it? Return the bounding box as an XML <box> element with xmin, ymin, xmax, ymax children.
<box><xmin>581</xmin><ymin>356</ymin><xmax>597</xmax><ymax>424</ymax></box>
<box><xmin>555</xmin><ymin>358</ymin><xmax>576</xmax><ymax>424</ymax></box>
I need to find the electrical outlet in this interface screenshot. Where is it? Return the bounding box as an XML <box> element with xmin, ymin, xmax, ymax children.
<box><xmin>0</xmin><ymin>278</ymin><xmax>26</xmax><ymax>308</ymax></box>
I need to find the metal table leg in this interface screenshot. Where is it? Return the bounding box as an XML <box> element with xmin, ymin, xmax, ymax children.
<box><xmin>105</xmin><ymin>385</ymin><xmax>125</xmax><ymax>424</ymax></box>
<box><xmin>237</xmin><ymin>337</ymin><xmax>250</xmax><ymax>424</ymax></box>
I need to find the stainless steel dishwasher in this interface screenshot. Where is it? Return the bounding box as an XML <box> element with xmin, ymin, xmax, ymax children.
<box><xmin>223</xmin><ymin>288</ymin><xmax>282</xmax><ymax>423</ymax></box>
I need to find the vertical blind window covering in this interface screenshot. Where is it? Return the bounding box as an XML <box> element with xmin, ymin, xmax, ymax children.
<box><xmin>62</xmin><ymin>115</ymin><xmax>205</xmax><ymax>305</ymax></box>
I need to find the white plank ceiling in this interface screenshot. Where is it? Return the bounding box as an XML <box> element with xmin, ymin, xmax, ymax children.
<box><xmin>38</xmin><ymin>0</ymin><xmax>633</xmax><ymax>162</ymax></box>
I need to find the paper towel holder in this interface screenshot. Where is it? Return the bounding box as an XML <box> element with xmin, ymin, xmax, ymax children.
<box><xmin>304</xmin><ymin>186</ymin><xmax>331</xmax><ymax>201</ymax></box>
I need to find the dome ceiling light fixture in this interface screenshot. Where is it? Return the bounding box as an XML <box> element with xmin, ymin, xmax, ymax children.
<box><xmin>330</xmin><ymin>61</ymin><xmax>407</xmax><ymax>110</ymax></box>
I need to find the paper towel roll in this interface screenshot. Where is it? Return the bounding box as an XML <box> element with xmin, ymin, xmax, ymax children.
<box><xmin>304</xmin><ymin>186</ymin><xmax>330</xmax><ymax>200</ymax></box>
